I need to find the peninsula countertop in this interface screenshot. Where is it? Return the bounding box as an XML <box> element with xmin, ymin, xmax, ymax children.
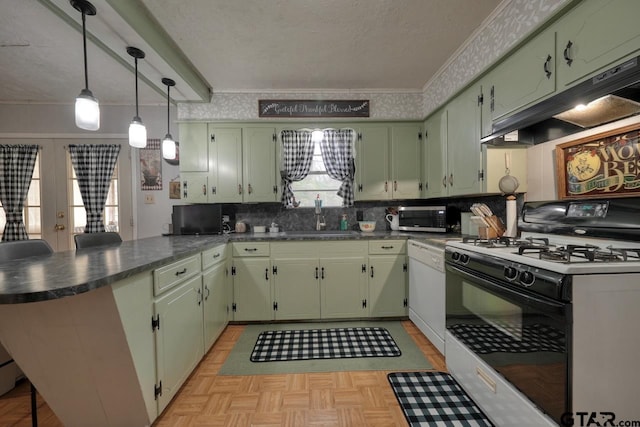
<box><xmin>0</xmin><ymin>231</ymin><xmax>460</xmax><ymax>304</ymax></box>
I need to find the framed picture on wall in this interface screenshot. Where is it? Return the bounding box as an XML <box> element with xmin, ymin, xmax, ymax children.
<box><xmin>555</xmin><ymin>123</ymin><xmax>640</xmax><ymax>199</ymax></box>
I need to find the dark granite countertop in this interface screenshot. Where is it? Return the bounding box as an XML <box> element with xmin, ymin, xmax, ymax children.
<box><xmin>0</xmin><ymin>231</ymin><xmax>461</xmax><ymax>305</ymax></box>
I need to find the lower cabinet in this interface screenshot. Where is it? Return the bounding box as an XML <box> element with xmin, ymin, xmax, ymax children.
<box><xmin>368</xmin><ymin>240</ymin><xmax>408</xmax><ymax>317</ymax></box>
<box><xmin>272</xmin><ymin>257</ymin><xmax>321</xmax><ymax>320</ymax></box>
<box><xmin>202</xmin><ymin>244</ymin><xmax>229</xmax><ymax>352</ymax></box>
<box><xmin>154</xmin><ymin>275</ymin><xmax>204</xmax><ymax>414</ymax></box>
<box><xmin>320</xmin><ymin>255</ymin><xmax>368</xmax><ymax>318</ymax></box>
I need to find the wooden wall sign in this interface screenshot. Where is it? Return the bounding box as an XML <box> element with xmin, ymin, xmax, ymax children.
<box><xmin>258</xmin><ymin>99</ymin><xmax>369</xmax><ymax>118</ymax></box>
<box><xmin>556</xmin><ymin>123</ymin><xmax>640</xmax><ymax>199</ymax></box>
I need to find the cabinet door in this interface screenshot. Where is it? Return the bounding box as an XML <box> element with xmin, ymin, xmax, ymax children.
<box><xmin>391</xmin><ymin>125</ymin><xmax>422</xmax><ymax>199</ymax></box>
<box><xmin>355</xmin><ymin>126</ymin><xmax>390</xmax><ymax>200</ymax></box>
<box><xmin>179</xmin><ymin>123</ymin><xmax>209</xmax><ymax>172</ymax></box>
<box><xmin>272</xmin><ymin>257</ymin><xmax>320</xmax><ymax>320</ymax></box>
<box><xmin>180</xmin><ymin>172</ymin><xmax>209</xmax><ymax>204</ymax></box>
<box><xmin>154</xmin><ymin>275</ymin><xmax>204</xmax><ymax>413</ymax></box>
<box><xmin>447</xmin><ymin>85</ymin><xmax>482</xmax><ymax>196</ymax></box>
<box><xmin>209</xmin><ymin>127</ymin><xmax>243</xmax><ymax>203</ymax></box>
<box><xmin>369</xmin><ymin>255</ymin><xmax>407</xmax><ymax>317</ymax></box>
<box><xmin>202</xmin><ymin>262</ymin><xmax>227</xmax><ymax>352</ymax></box>
<box><xmin>491</xmin><ymin>29</ymin><xmax>556</xmax><ymax>120</ymax></box>
<box><xmin>556</xmin><ymin>0</ymin><xmax>640</xmax><ymax>88</ymax></box>
<box><xmin>243</xmin><ymin>127</ymin><xmax>278</xmax><ymax>202</ymax></box>
<box><xmin>320</xmin><ymin>256</ymin><xmax>368</xmax><ymax>319</ymax></box>
<box><xmin>232</xmin><ymin>257</ymin><xmax>272</xmax><ymax>321</ymax></box>
<box><xmin>423</xmin><ymin>110</ymin><xmax>448</xmax><ymax>198</ymax></box>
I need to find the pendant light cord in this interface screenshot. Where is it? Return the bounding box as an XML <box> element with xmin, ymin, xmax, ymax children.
<box><xmin>134</xmin><ymin>57</ymin><xmax>139</xmax><ymax>117</ymax></box>
<box><xmin>81</xmin><ymin>10</ymin><xmax>89</xmax><ymax>90</ymax></box>
<box><xmin>166</xmin><ymin>84</ymin><xmax>171</xmax><ymax>135</ymax></box>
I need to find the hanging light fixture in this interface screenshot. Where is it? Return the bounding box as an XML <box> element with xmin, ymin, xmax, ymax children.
<box><xmin>161</xmin><ymin>78</ymin><xmax>176</xmax><ymax>159</ymax></box>
<box><xmin>71</xmin><ymin>0</ymin><xmax>100</xmax><ymax>131</ymax></box>
<box><xmin>126</xmin><ymin>46</ymin><xmax>147</xmax><ymax>148</ymax></box>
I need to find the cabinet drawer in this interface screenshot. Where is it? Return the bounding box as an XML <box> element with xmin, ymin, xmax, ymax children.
<box><xmin>154</xmin><ymin>255</ymin><xmax>201</xmax><ymax>296</ymax></box>
<box><xmin>368</xmin><ymin>240</ymin><xmax>406</xmax><ymax>255</ymax></box>
<box><xmin>445</xmin><ymin>332</ymin><xmax>556</xmax><ymax>427</ymax></box>
<box><xmin>232</xmin><ymin>242</ymin><xmax>270</xmax><ymax>257</ymax></box>
<box><xmin>202</xmin><ymin>244</ymin><xmax>228</xmax><ymax>270</ymax></box>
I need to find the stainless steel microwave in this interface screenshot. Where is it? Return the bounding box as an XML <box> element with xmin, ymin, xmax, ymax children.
<box><xmin>398</xmin><ymin>206</ymin><xmax>447</xmax><ymax>232</ymax></box>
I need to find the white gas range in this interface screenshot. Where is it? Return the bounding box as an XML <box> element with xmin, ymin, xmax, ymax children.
<box><xmin>444</xmin><ymin>198</ymin><xmax>640</xmax><ymax>426</ymax></box>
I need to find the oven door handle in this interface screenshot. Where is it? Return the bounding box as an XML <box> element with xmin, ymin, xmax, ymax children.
<box><xmin>446</xmin><ymin>263</ymin><xmax>569</xmax><ymax>315</ymax></box>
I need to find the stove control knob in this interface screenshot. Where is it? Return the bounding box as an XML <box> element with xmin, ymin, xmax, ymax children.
<box><xmin>519</xmin><ymin>271</ymin><xmax>535</xmax><ymax>287</ymax></box>
<box><xmin>504</xmin><ymin>266</ymin><xmax>518</xmax><ymax>281</ymax></box>
<box><xmin>459</xmin><ymin>254</ymin><xmax>470</xmax><ymax>265</ymax></box>
<box><xmin>451</xmin><ymin>252</ymin><xmax>460</xmax><ymax>261</ymax></box>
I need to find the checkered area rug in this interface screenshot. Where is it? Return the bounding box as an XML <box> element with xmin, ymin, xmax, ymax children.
<box><xmin>250</xmin><ymin>327</ymin><xmax>401</xmax><ymax>362</ymax></box>
<box><xmin>388</xmin><ymin>371</ymin><xmax>494</xmax><ymax>427</ymax></box>
<box><xmin>448</xmin><ymin>323</ymin><xmax>565</xmax><ymax>354</ymax></box>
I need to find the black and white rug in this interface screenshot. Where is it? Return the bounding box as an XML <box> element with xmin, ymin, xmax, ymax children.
<box><xmin>250</xmin><ymin>326</ymin><xmax>401</xmax><ymax>362</ymax></box>
<box><xmin>388</xmin><ymin>371</ymin><xmax>494</xmax><ymax>427</ymax></box>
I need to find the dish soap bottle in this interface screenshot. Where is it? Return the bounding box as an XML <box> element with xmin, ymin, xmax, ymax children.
<box><xmin>340</xmin><ymin>214</ymin><xmax>348</xmax><ymax>231</ymax></box>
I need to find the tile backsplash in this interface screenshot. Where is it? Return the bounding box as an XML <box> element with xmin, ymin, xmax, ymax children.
<box><xmin>219</xmin><ymin>194</ymin><xmax>523</xmax><ymax>233</ymax></box>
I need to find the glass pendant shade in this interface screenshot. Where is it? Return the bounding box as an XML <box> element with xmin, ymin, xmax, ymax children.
<box><xmin>75</xmin><ymin>88</ymin><xmax>100</xmax><ymax>131</ymax></box>
<box><xmin>162</xmin><ymin>134</ymin><xmax>176</xmax><ymax>159</ymax></box>
<box><xmin>128</xmin><ymin>117</ymin><xmax>147</xmax><ymax>148</ymax></box>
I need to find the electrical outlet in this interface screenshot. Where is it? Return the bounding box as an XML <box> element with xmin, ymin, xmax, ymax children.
<box><xmin>356</xmin><ymin>210</ymin><xmax>364</xmax><ymax>221</ymax></box>
<box><xmin>144</xmin><ymin>193</ymin><xmax>155</xmax><ymax>204</ymax></box>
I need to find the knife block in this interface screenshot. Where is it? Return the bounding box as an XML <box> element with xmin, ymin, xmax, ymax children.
<box><xmin>478</xmin><ymin>226</ymin><xmax>498</xmax><ymax>239</ymax></box>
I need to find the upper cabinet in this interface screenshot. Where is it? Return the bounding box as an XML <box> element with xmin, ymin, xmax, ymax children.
<box><xmin>179</xmin><ymin>124</ymin><xmax>278</xmax><ymax>203</ymax></box>
<box><xmin>554</xmin><ymin>0</ymin><xmax>640</xmax><ymax>89</ymax></box>
<box><xmin>422</xmin><ymin>109</ymin><xmax>447</xmax><ymax>198</ymax></box>
<box><xmin>355</xmin><ymin>124</ymin><xmax>422</xmax><ymax>201</ymax></box>
<box><xmin>484</xmin><ymin>29</ymin><xmax>556</xmax><ymax>129</ymax></box>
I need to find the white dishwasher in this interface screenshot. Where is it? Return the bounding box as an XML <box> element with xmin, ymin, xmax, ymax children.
<box><xmin>408</xmin><ymin>240</ymin><xmax>445</xmax><ymax>354</ymax></box>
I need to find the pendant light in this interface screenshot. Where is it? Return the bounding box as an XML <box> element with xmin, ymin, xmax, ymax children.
<box><xmin>71</xmin><ymin>0</ymin><xmax>100</xmax><ymax>131</ymax></box>
<box><xmin>127</xmin><ymin>46</ymin><xmax>147</xmax><ymax>148</ymax></box>
<box><xmin>161</xmin><ymin>78</ymin><xmax>176</xmax><ymax>160</ymax></box>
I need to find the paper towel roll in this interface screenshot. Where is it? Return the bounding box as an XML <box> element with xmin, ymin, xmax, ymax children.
<box><xmin>504</xmin><ymin>197</ymin><xmax>518</xmax><ymax>238</ymax></box>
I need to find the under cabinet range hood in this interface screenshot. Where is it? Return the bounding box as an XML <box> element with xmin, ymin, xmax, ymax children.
<box><xmin>484</xmin><ymin>56</ymin><xmax>640</xmax><ymax>145</ymax></box>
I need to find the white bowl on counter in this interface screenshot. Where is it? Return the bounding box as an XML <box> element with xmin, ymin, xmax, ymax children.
<box><xmin>358</xmin><ymin>221</ymin><xmax>376</xmax><ymax>232</ymax></box>
<box><xmin>253</xmin><ymin>225</ymin><xmax>266</xmax><ymax>233</ymax></box>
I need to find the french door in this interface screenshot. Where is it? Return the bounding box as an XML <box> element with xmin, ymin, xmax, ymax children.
<box><xmin>0</xmin><ymin>138</ymin><xmax>133</xmax><ymax>251</ymax></box>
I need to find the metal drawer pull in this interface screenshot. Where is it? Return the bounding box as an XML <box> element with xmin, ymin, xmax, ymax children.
<box><xmin>476</xmin><ymin>367</ymin><xmax>497</xmax><ymax>394</ymax></box>
<box><xmin>265</xmin><ymin>268</ymin><xmax>269</xmax><ymax>280</ymax></box>
<box><xmin>213</xmin><ymin>253</ymin><xmax>221</xmax><ymax>258</ymax></box>
<box><xmin>197</xmin><ymin>288</ymin><xmax>202</xmax><ymax>305</ymax></box>
<box><xmin>175</xmin><ymin>268</ymin><xmax>187</xmax><ymax>276</ymax></box>
<box><xmin>381</xmin><ymin>245</ymin><xmax>394</xmax><ymax>249</ymax></box>
<box><xmin>244</xmin><ymin>248</ymin><xmax>258</xmax><ymax>252</ymax></box>
<box><xmin>543</xmin><ymin>54</ymin><xmax>552</xmax><ymax>79</ymax></box>
<box><xmin>315</xmin><ymin>267</ymin><xmax>319</xmax><ymax>279</ymax></box>
<box><xmin>563</xmin><ymin>40</ymin><xmax>573</xmax><ymax>66</ymax></box>
<box><xmin>204</xmin><ymin>285</ymin><xmax>210</xmax><ymax>300</ymax></box>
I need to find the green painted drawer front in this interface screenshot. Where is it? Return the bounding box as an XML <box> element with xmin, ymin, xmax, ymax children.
<box><xmin>232</xmin><ymin>242</ymin><xmax>270</xmax><ymax>257</ymax></box>
<box><xmin>368</xmin><ymin>240</ymin><xmax>406</xmax><ymax>255</ymax></box>
<box><xmin>201</xmin><ymin>244</ymin><xmax>228</xmax><ymax>270</ymax></box>
<box><xmin>153</xmin><ymin>255</ymin><xmax>201</xmax><ymax>296</ymax></box>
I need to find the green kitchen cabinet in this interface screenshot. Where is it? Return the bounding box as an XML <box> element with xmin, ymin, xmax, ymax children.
<box><xmin>555</xmin><ymin>0</ymin><xmax>640</xmax><ymax>89</ymax></box>
<box><xmin>390</xmin><ymin>125</ymin><xmax>422</xmax><ymax>199</ymax></box>
<box><xmin>368</xmin><ymin>240</ymin><xmax>407</xmax><ymax>318</ymax></box>
<box><xmin>181</xmin><ymin>172</ymin><xmax>209</xmax><ymax>204</ymax></box>
<box><xmin>242</xmin><ymin>127</ymin><xmax>279</xmax><ymax>202</ymax></box>
<box><xmin>423</xmin><ymin>109</ymin><xmax>448</xmax><ymax>198</ymax></box>
<box><xmin>271</xmin><ymin>257</ymin><xmax>321</xmax><ymax>320</ymax></box>
<box><xmin>488</xmin><ymin>29</ymin><xmax>556</xmax><ymax>123</ymax></box>
<box><xmin>355</xmin><ymin>126</ymin><xmax>390</xmax><ymax>200</ymax></box>
<box><xmin>201</xmin><ymin>244</ymin><xmax>229</xmax><ymax>352</ymax></box>
<box><xmin>446</xmin><ymin>84</ymin><xmax>483</xmax><ymax>196</ymax></box>
<box><xmin>209</xmin><ymin>127</ymin><xmax>243</xmax><ymax>203</ymax></box>
<box><xmin>320</xmin><ymin>256</ymin><xmax>368</xmax><ymax>318</ymax></box>
<box><xmin>231</xmin><ymin>242</ymin><xmax>272</xmax><ymax>321</ymax></box>
<box><xmin>179</xmin><ymin>122</ymin><xmax>209</xmax><ymax>172</ymax></box>
<box><xmin>154</xmin><ymin>274</ymin><xmax>204</xmax><ymax>414</ymax></box>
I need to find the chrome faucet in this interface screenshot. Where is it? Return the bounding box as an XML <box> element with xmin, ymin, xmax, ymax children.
<box><xmin>316</xmin><ymin>214</ymin><xmax>326</xmax><ymax>231</ymax></box>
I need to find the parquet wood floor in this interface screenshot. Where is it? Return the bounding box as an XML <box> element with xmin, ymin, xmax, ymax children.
<box><xmin>0</xmin><ymin>320</ymin><xmax>445</xmax><ymax>426</ymax></box>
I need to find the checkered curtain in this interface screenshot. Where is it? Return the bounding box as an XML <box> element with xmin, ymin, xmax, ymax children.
<box><xmin>69</xmin><ymin>144</ymin><xmax>120</xmax><ymax>233</ymax></box>
<box><xmin>0</xmin><ymin>145</ymin><xmax>39</xmax><ymax>241</ymax></box>
<box><xmin>280</xmin><ymin>130</ymin><xmax>314</xmax><ymax>207</ymax></box>
<box><xmin>319</xmin><ymin>129</ymin><xmax>356</xmax><ymax>206</ymax></box>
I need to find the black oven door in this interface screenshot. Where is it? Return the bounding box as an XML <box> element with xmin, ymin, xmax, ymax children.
<box><xmin>446</xmin><ymin>262</ymin><xmax>571</xmax><ymax>424</ymax></box>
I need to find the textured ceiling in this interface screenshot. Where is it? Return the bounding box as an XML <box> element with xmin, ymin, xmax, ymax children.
<box><xmin>0</xmin><ymin>0</ymin><xmax>502</xmax><ymax>105</ymax></box>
